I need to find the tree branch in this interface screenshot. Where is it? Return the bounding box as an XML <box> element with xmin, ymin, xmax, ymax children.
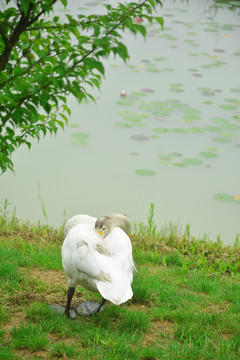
<box><xmin>71</xmin><ymin>0</ymin><xmax>150</xmax><ymax>71</ymax></box>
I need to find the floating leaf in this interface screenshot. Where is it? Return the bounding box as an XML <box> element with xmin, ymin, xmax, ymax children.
<box><xmin>130</xmin><ymin>152</ymin><xmax>139</xmax><ymax>156</ymax></box>
<box><xmin>145</xmin><ymin>68</ymin><xmax>161</xmax><ymax>73</ymax></box>
<box><xmin>69</xmin><ymin>123</ymin><xmax>80</xmax><ymax>128</ymax></box>
<box><xmin>115</xmin><ymin>122</ymin><xmax>132</xmax><ymax>128</ymax></box>
<box><xmin>225</xmin><ymin>98</ymin><xmax>240</xmax><ymax>106</ymax></box>
<box><xmin>214</xmin><ymin>194</ymin><xmax>233</xmax><ymax>202</ymax></box>
<box><xmin>153</xmin><ymin>127</ymin><xmax>171</xmax><ymax>133</ymax></box>
<box><xmin>141</xmin><ymin>88</ymin><xmax>155</xmax><ymax>93</ymax></box>
<box><xmin>203</xmin><ymin>101</ymin><xmax>214</xmax><ymax>105</ymax></box>
<box><xmin>135</xmin><ymin>169</ymin><xmax>156</xmax><ymax>176</ymax></box>
<box><xmin>169</xmin><ymin>152</ymin><xmax>182</xmax><ymax>157</ymax></box>
<box><xmin>230</xmin><ymin>88</ymin><xmax>240</xmax><ymax>93</ymax></box>
<box><xmin>71</xmin><ymin>132</ymin><xmax>89</xmax><ymax>145</ymax></box>
<box><xmin>211</xmin><ymin>117</ymin><xmax>229</xmax><ymax>125</ymax></box>
<box><xmin>202</xmin><ymin>91</ymin><xmax>215</xmax><ymax>97</ymax></box>
<box><xmin>205</xmin><ymin>126</ymin><xmax>221</xmax><ymax>132</ymax></box>
<box><xmin>212</xmin><ymin>137</ymin><xmax>231</xmax><ymax>143</ymax></box>
<box><xmin>174</xmin><ymin>162</ymin><xmax>187</xmax><ymax>167</ymax></box>
<box><xmin>187</xmin><ymin>127</ymin><xmax>205</xmax><ymax>133</ymax></box>
<box><xmin>159</xmin><ymin>155</ymin><xmax>172</xmax><ymax>161</ymax></box>
<box><xmin>183</xmin><ymin>114</ymin><xmax>201</xmax><ymax>121</ymax></box>
<box><xmin>222</xmin><ymin>123</ymin><xmax>240</xmax><ymax>131</ymax></box>
<box><xmin>182</xmin><ymin>158</ymin><xmax>203</xmax><ymax>165</ymax></box>
<box><xmin>220</xmin><ymin>104</ymin><xmax>238</xmax><ymax>111</ymax></box>
<box><xmin>149</xmin><ymin>135</ymin><xmax>159</xmax><ymax>139</ymax></box>
<box><xmin>232</xmin><ymin>114</ymin><xmax>240</xmax><ymax>121</ymax></box>
<box><xmin>131</xmin><ymin>135</ymin><xmax>149</xmax><ymax>141</ymax></box>
<box><xmin>199</xmin><ymin>151</ymin><xmax>218</xmax><ymax>158</ymax></box>
<box><xmin>173</xmin><ymin>128</ymin><xmax>188</xmax><ymax>133</ymax></box>
<box><xmin>154</xmin><ymin>57</ymin><xmax>167</xmax><ymax>62</ymax></box>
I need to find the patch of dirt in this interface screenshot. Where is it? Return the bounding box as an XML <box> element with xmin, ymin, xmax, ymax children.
<box><xmin>2</xmin><ymin>311</ymin><xmax>26</xmax><ymax>332</ymax></box>
<box><xmin>142</xmin><ymin>319</ymin><xmax>174</xmax><ymax>347</ymax></box>
<box><xmin>15</xmin><ymin>348</ymin><xmax>50</xmax><ymax>359</ymax></box>
<box><xmin>28</xmin><ymin>268</ymin><xmax>67</xmax><ymax>288</ymax></box>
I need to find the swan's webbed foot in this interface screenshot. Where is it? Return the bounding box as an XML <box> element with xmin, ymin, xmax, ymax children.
<box><xmin>75</xmin><ymin>298</ymin><xmax>107</xmax><ymax>317</ymax></box>
<box><xmin>49</xmin><ymin>304</ymin><xmax>76</xmax><ymax>319</ymax></box>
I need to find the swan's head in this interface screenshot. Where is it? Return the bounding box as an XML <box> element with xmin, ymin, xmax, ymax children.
<box><xmin>95</xmin><ymin>216</ymin><xmax>112</xmax><ymax>238</ymax></box>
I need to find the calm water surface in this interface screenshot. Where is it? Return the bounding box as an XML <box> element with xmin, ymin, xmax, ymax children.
<box><xmin>0</xmin><ymin>0</ymin><xmax>240</xmax><ymax>244</ymax></box>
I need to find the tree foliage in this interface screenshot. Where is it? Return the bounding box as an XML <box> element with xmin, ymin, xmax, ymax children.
<box><xmin>0</xmin><ymin>0</ymin><xmax>163</xmax><ymax>173</ymax></box>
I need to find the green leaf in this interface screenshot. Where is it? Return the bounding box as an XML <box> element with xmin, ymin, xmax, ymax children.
<box><xmin>154</xmin><ymin>16</ymin><xmax>164</xmax><ymax>29</ymax></box>
<box><xmin>134</xmin><ymin>24</ymin><xmax>147</xmax><ymax>37</ymax></box>
<box><xmin>83</xmin><ymin>58</ymin><xmax>105</xmax><ymax>75</ymax></box>
<box><xmin>60</xmin><ymin>0</ymin><xmax>67</xmax><ymax>7</ymax></box>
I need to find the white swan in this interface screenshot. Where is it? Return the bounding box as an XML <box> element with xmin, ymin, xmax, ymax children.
<box><xmin>61</xmin><ymin>213</ymin><xmax>135</xmax><ymax>317</ymax></box>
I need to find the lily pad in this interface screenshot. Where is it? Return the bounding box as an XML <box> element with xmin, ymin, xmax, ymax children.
<box><xmin>71</xmin><ymin>133</ymin><xmax>89</xmax><ymax>145</ymax></box>
<box><xmin>202</xmin><ymin>91</ymin><xmax>215</xmax><ymax>97</ymax></box>
<box><xmin>232</xmin><ymin>114</ymin><xmax>240</xmax><ymax>122</ymax></box>
<box><xmin>193</xmin><ymin>73</ymin><xmax>203</xmax><ymax>77</ymax></box>
<box><xmin>222</xmin><ymin>123</ymin><xmax>240</xmax><ymax>131</ymax></box>
<box><xmin>115</xmin><ymin>122</ymin><xmax>132</xmax><ymax>128</ymax></box>
<box><xmin>230</xmin><ymin>88</ymin><xmax>240</xmax><ymax>93</ymax></box>
<box><xmin>135</xmin><ymin>169</ymin><xmax>156</xmax><ymax>176</ymax></box>
<box><xmin>183</xmin><ymin>114</ymin><xmax>201</xmax><ymax>121</ymax></box>
<box><xmin>182</xmin><ymin>158</ymin><xmax>203</xmax><ymax>166</ymax></box>
<box><xmin>225</xmin><ymin>98</ymin><xmax>240</xmax><ymax>106</ymax></box>
<box><xmin>211</xmin><ymin>117</ymin><xmax>229</xmax><ymax>125</ymax></box>
<box><xmin>220</xmin><ymin>131</ymin><xmax>238</xmax><ymax>138</ymax></box>
<box><xmin>220</xmin><ymin>104</ymin><xmax>238</xmax><ymax>111</ymax></box>
<box><xmin>153</xmin><ymin>127</ymin><xmax>171</xmax><ymax>133</ymax></box>
<box><xmin>174</xmin><ymin>162</ymin><xmax>188</xmax><ymax>167</ymax></box>
<box><xmin>141</xmin><ymin>88</ymin><xmax>155</xmax><ymax>93</ymax></box>
<box><xmin>131</xmin><ymin>135</ymin><xmax>149</xmax><ymax>141</ymax></box>
<box><xmin>169</xmin><ymin>152</ymin><xmax>182</xmax><ymax>157</ymax></box>
<box><xmin>205</xmin><ymin>126</ymin><xmax>221</xmax><ymax>132</ymax></box>
<box><xmin>214</xmin><ymin>194</ymin><xmax>233</xmax><ymax>202</ymax></box>
<box><xmin>212</xmin><ymin>137</ymin><xmax>231</xmax><ymax>143</ymax></box>
<box><xmin>154</xmin><ymin>57</ymin><xmax>167</xmax><ymax>62</ymax></box>
<box><xmin>173</xmin><ymin>128</ymin><xmax>188</xmax><ymax>134</ymax></box>
<box><xmin>187</xmin><ymin>127</ymin><xmax>205</xmax><ymax>133</ymax></box>
<box><xmin>199</xmin><ymin>151</ymin><xmax>218</xmax><ymax>158</ymax></box>
<box><xmin>69</xmin><ymin>123</ymin><xmax>80</xmax><ymax>128</ymax></box>
<box><xmin>159</xmin><ymin>155</ymin><xmax>172</xmax><ymax>161</ymax></box>
<box><xmin>203</xmin><ymin>101</ymin><xmax>214</xmax><ymax>105</ymax></box>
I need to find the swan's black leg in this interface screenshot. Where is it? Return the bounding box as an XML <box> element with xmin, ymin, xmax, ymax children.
<box><xmin>65</xmin><ymin>287</ymin><xmax>75</xmax><ymax>318</ymax></box>
<box><xmin>95</xmin><ymin>297</ymin><xmax>107</xmax><ymax>313</ymax></box>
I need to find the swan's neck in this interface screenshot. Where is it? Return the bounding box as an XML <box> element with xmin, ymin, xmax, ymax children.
<box><xmin>107</xmin><ymin>214</ymin><xmax>131</xmax><ymax>235</ymax></box>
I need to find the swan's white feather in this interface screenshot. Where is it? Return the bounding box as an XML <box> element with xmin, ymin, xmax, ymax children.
<box><xmin>64</xmin><ymin>214</ymin><xmax>97</xmax><ymax>236</ymax></box>
<box><xmin>62</xmin><ymin>221</ymin><xmax>134</xmax><ymax>305</ymax></box>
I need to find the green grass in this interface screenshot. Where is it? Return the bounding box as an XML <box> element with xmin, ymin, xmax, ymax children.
<box><xmin>0</xmin><ymin>206</ymin><xmax>239</xmax><ymax>359</ymax></box>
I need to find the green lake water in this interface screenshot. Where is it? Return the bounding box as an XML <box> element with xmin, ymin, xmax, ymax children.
<box><xmin>0</xmin><ymin>0</ymin><xmax>240</xmax><ymax>244</ymax></box>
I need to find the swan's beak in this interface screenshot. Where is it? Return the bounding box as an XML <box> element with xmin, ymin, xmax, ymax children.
<box><xmin>98</xmin><ymin>230</ymin><xmax>102</xmax><ymax>237</ymax></box>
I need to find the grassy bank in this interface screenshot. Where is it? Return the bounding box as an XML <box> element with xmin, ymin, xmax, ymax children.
<box><xmin>0</xmin><ymin>208</ymin><xmax>239</xmax><ymax>359</ymax></box>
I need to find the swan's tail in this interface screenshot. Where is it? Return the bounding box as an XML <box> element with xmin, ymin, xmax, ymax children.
<box><xmin>97</xmin><ymin>272</ymin><xmax>133</xmax><ymax>305</ymax></box>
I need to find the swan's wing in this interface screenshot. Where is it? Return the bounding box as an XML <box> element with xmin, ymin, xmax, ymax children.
<box><xmin>104</xmin><ymin>227</ymin><xmax>136</xmax><ymax>281</ymax></box>
<box><xmin>64</xmin><ymin>214</ymin><xmax>97</xmax><ymax>236</ymax></box>
<box><xmin>97</xmin><ymin>263</ymin><xmax>133</xmax><ymax>305</ymax></box>
<box><xmin>62</xmin><ymin>224</ymin><xmax>112</xmax><ymax>284</ymax></box>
